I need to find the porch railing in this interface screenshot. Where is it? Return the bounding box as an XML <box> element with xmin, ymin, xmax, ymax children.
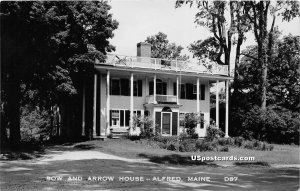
<box><xmin>146</xmin><ymin>95</ymin><xmax>178</xmax><ymax>104</ymax></box>
<box><xmin>97</xmin><ymin>54</ymin><xmax>229</xmax><ymax>76</ymax></box>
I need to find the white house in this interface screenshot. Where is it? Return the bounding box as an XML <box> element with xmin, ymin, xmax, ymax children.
<box><xmin>81</xmin><ymin>42</ymin><xmax>232</xmax><ymax>138</ymax></box>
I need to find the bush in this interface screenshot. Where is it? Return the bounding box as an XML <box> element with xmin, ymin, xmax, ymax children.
<box><xmin>218</xmin><ymin>137</ymin><xmax>234</xmax><ymax>146</ymax></box>
<box><xmin>241</xmin><ymin>106</ymin><xmax>300</xmax><ymax>144</ymax></box>
<box><xmin>234</xmin><ymin>137</ymin><xmax>245</xmax><ymax>147</ymax></box>
<box><xmin>242</xmin><ymin>139</ymin><xmax>274</xmax><ymax>151</ymax></box>
<box><xmin>195</xmin><ymin>139</ymin><xmax>217</xmax><ymax>152</ymax></box>
<box><xmin>20</xmin><ymin>106</ymin><xmax>51</xmax><ymax>143</ymax></box>
<box><xmin>179</xmin><ymin>139</ymin><xmax>196</xmax><ymax>152</ymax></box>
<box><xmin>206</xmin><ymin>126</ymin><xmax>224</xmax><ymax>141</ymax></box>
<box><xmin>133</xmin><ymin>115</ymin><xmax>154</xmax><ymax>138</ymax></box>
<box><xmin>184</xmin><ymin>113</ymin><xmax>200</xmax><ymax>138</ymax></box>
<box><xmin>219</xmin><ymin>146</ymin><xmax>229</xmax><ymax>152</ymax></box>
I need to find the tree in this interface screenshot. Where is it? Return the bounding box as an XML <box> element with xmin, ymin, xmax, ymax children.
<box><xmin>243</xmin><ymin>1</ymin><xmax>300</xmax><ymax>110</ymax></box>
<box><xmin>177</xmin><ymin>1</ymin><xmax>251</xmax><ymax>79</ymax></box>
<box><xmin>1</xmin><ymin>1</ymin><xmax>118</xmax><ymax>148</ymax></box>
<box><xmin>230</xmin><ymin>34</ymin><xmax>300</xmax><ymax>141</ymax></box>
<box><xmin>145</xmin><ymin>32</ymin><xmax>189</xmax><ymax>60</ymax></box>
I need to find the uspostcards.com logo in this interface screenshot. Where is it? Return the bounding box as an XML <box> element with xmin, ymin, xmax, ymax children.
<box><xmin>191</xmin><ymin>155</ymin><xmax>255</xmax><ymax>162</ymax></box>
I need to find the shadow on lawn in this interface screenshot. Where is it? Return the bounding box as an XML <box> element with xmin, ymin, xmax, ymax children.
<box><xmin>234</xmin><ymin>161</ymin><xmax>270</xmax><ymax>167</ymax></box>
<box><xmin>138</xmin><ymin>153</ymin><xmax>217</xmax><ymax>166</ymax></box>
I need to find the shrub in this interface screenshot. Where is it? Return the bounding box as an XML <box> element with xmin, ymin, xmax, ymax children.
<box><xmin>179</xmin><ymin>139</ymin><xmax>196</xmax><ymax>152</ymax></box>
<box><xmin>107</xmin><ymin>134</ymin><xmax>113</xmax><ymax>139</ymax></box>
<box><xmin>219</xmin><ymin>146</ymin><xmax>229</xmax><ymax>152</ymax></box>
<box><xmin>242</xmin><ymin>139</ymin><xmax>274</xmax><ymax>151</ymax></box>
<box><xmin>184</xmin><ymin>113</ymin><xmax>200</xmax><ymax>138</ymax></box>
<box><xmin>241</xmin><ymin>106</ymin><xmax>300</xmax><ymax>144</ymax></box>
<box><xmin>234</xmin><ymin>137</ymin><xmax>245</xmax><ymax>147</ymax></box>
<box><xmin>206</xmin><ymin>126</ymin><xmax>224</xmax><ymax>141</ymax></box>
<box><xmin>20</xmin><ymin>106</ymin><xmax>51</xmax><ymax>143</ymax></box>
<box><xmin>133</xmin><ymin>115</ymin><xmax>154</xmax><ymax>138</ymax></box>
<box><xmin>218</xmin><ymin>137</ymin><xmax>234</xmax><ymax>146</ymax></box>
<box><xmin>195</xmin><ymin>140</ymin><xmax>216</xmax><ymax>152</ymax></box>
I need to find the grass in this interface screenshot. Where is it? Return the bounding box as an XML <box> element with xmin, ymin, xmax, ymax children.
<box><xmin>69</xmin><ymin>138</ymin><xmax>299</xmax><ymax>166</ymax></box>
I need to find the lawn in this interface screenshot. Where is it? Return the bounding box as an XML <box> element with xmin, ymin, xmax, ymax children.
<box><xmin>67</xmin><ymin>138</ymin><xmax>300</xmax><ymax>166</ymax></box>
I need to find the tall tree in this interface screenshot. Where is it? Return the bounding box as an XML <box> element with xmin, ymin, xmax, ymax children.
<box><xmin>1</xmin><ymin>1</ymin><xmax>118</xmax><ymax>148</ymax></box>
<box><xmin>243</xmin><ymin>1</ymin><xmax>300</xmax><ymax>110</ymax></box>
<box><xmin>176</xmin><ymin>1</ymin><xmax>251</xmax><ymax>78</ymax></box>
<box><xmin>145</xmin><ymin>32</ymin><xmax>189</xmax><ymax>60</ymax></box>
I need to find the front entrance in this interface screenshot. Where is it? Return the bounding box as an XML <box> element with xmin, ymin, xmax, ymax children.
<box><xmin>162</xmin><ymin>112</ymin><xmax>171</xmax><ymax>135</ymax></box>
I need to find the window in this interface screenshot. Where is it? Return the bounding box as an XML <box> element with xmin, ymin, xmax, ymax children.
<box><xmin>134</xmin><ymin>80</ymin><xmax>142</xmax><ymax>97</ymax></box>
<box><xmin>111</xmin><ymin>110</ymin><xmax>120</xmax><ymax>126</ymax></box>
<box><xmin>179</xmin><ymin>113</ymin><xmax>185</xmax><ymax>127</ymax></box>
<box><xmin>133</xmin><ymin>110</ymin><xmax>142</xmax><ymax>117</ymax></box>
<box><xmin>111</xmin><ymin>79</ymin><xmax>120</xmax><ymax>95</ymax></box>
<box><xmin>110</xmin><ymin>109</ymin><xmax>130</xmax><ymax>127</ymax></box>
<box><xmin>120</xmin><ymin>79</ymin><xmax>129</xmax><ymax>96</ymax></box>
<box><xmin>149</xmin><ymin>79</ymin><xmax>167</xmax><ymax>95</ymax></box>
<box><xmin>110</xmin><ymin>79</ymin><xmax>142</xmax><ymax>96</ymax></box>
<box><xmin>200</xmin><ymin>113</ymin><xmax>205</xmax><ymax>129</ymax></box>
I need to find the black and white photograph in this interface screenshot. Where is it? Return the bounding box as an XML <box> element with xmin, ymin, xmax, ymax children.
<box><xmin>1</xmin><ymin>0</ymin><xmax>300</xmax><ymax>190</ymax></box>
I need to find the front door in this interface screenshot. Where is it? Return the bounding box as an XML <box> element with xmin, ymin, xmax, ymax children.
<box><xmin>162</xmin><ymin>112</ymin><xmax>171</xmax><ymax>135</ymax></box>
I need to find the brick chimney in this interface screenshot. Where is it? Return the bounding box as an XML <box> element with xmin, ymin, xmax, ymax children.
<box><xmin>137</xmin><ymin>42</ymin><xmax>151</xmax><ymax>57</ymax></box>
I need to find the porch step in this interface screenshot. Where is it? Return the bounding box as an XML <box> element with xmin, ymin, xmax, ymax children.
<box><xmin>110</xmin><ymin>127</ymin><xmax>129</xmax><ymax>138</ymax></box>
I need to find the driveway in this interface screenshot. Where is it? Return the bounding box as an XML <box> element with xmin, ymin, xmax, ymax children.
<box><xmin>0</xmin><ymin>145</ymin><xmax>299</xmax><ymax>191</ymax></box>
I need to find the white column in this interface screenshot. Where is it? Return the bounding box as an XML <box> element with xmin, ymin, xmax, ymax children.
<box><xmin>93</xmin><ymin>74</ymin><xmax>97</xmax><ymax>137</ymax></box>
<box><xmin>81</xmin><ymin>85</ymin><xmax>86</xmax><ymax>136</ymax></box>
<box><xmin>197</xmin><ymin>77</ymin><xmax>200</xmax><ymax>113</ymax></box>
<box><xmin>153</xmin><ymin>74</ymin><xmax>157</xmax><ymax>103</ymax></box>
<box><xmin>216</xmin><ymin>80</ymin><xmax>219</xmax><ymax>128</ymax></box>
<box><xmin>130</xmin><ymin>73</ymin><xmax>134</xmax><ymax>127</ymax></box>
<box><xmin>106</xmin><ymin>71</ymin><xmax>110</xmax><ymax>136</ymax></box>
<box><xmin>176</xmin><ymin>76</ymin><xmax>179</xmax><ymax>104</ymax></box>
<box><xmin>225</xmin><ymin>80</ymin><xmax>229</xmax><ymax>138</ymax></box>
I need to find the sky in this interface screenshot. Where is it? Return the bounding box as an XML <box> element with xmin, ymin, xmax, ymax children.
<box><xmin>108</xmin><ymin>0</ymin><xmax>300</xmax><ymax>59</ymax></box>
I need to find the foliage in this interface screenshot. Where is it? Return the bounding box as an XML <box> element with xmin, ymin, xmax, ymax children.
<box><xmin>1</xmin><ymin>1</ymin><xmax>119</xmax><ymax>147</ymax></box>
<box><xmin>231</xmin><ymin>34</ymin><xmax>300</xmax><ymax>144</ymax></box>
<box><xmin>20</xmin><ymin>106</ymin><xmax>51</xmax><ymax>143</ymax></box>
<box><xmin>241</xmin><ymin>106</ymin><xmax>299</xmax><ymax>145</ymax></box>
<box><xmin>206</xmin><ymin>126</ymin><xmax>225</xmax><ymax>141</ymax></box>
<box><xmin>132</xmin><ymin>115</ymin><xmax>154</xmax><ymax>138</ymax></box>
<box><xmin>145</xmin><ymin>32</ymin><xmax>189</xmax><ymax>61</ymax></box>
<box><xmin>183</xmin><ymin>113</ymin><xmax>201</xmax><ymax>138</ymax></box>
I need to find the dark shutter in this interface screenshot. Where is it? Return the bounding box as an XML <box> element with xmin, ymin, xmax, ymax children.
<box><xmin>144</xmin><ymin>110</ymin><xmax>149</xmax><ymax>116</ymax></box>
<box><xmin>155</xmin><ymin>112</ymin><xmax>161</xmax><ymax>134</ymax></box>
<box><xmin>137</xmin><ymin>110</ymin><xmax>141</xmax><ymax>116</ymax></box>
<box><xmin>138</xmin><ymin>80</ymin><xmax>142</xmax><ymax>97</ymax></box>
<box><xmin>109</xmin><ymin>110</ymin><xmax>112</xmax><ymax>126</ymax></box>
<box><xmin>172</xmin><ymin>112</ymin><xmax>178</xmax><ymax>135</ymax></box>
<box><xmin>180</xmin><ymin>84</ymin><xmax>185</xmax><ymax>99</ymax></box>
<box><xmin>186</xmin><ymin>83</ymin><xmax>193</xmax><ymax>100</ymax></box>
<box><xmin>201</xmin><ymin>84</ymin><xmax>205</xmax><ymax>100</ymax></box>
<box><xmin>133</xmin><ymin>81</ymin><xmax>137</xmax><ymax>96</ymax></box>
<box><xmin>173</xmin><ymin>82</ymin><xmax>177</xmax><ymax>95</ymax></box>
<box><xmin>120</xmin><ymin>110</ymin><xmax>124</xmax><ymax>126</ymax></box>
<box><xmin>125</xmin><ymin>110</ymin><xmax>130</xmax><ymax>126</ymax></box>
<box><xmin>149</xmin><ymin>81</ymin><xmax>154</xmax><ymax>95</ymax></box>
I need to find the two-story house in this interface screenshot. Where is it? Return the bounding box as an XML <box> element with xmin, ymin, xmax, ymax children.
<box><xmin>81</xmin><ymin>42</ymin><xmax>232</xmax><ymax>138</ymax></box>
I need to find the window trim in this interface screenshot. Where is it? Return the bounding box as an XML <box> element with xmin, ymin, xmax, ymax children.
<box><xmin>161</xmin><ymin>111</ymin><xmax>172</xmax><ymax>136</ymax></box>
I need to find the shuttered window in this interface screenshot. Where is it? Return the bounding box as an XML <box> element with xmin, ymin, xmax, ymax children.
<box><xmin>172</xmin><ymin>112</ymin><xmax>178</xmax><ymax>135</ymax></box>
